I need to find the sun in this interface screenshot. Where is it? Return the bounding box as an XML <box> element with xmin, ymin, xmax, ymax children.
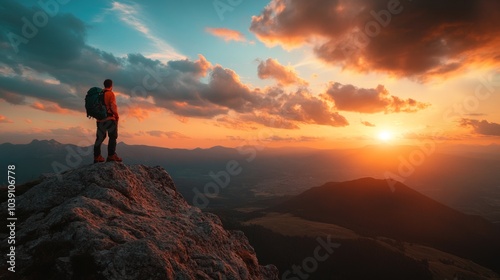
<box><xmin>378</xmin><ymin>131</ymin><xmax>393</xmax><ymax>142</ymax></box>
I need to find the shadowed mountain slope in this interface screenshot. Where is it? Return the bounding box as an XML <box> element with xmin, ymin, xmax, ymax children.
<box><xmin>273</xmin><ymin>177</ymin><xmax>500</xmax><ymax>272</ymax></box>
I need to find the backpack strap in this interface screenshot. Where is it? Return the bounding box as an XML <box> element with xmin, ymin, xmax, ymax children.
<box><xmin>101</xmin><ymin>89</ymin><xmax>113</xmax><ymax>117</ymax></box>
<box><xmin>99</xmin><ymin>89</ymin><xmax>106</xmax><ymax>104</ymax></box>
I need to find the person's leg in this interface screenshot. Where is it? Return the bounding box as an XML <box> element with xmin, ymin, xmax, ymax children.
<box><xmin>94</xmin><ymin>121</ymin><xmax>107</xmax><ymax>157</ymax></box>
<box><xmin>106</xmin><ymin>120</ymin><xmax>118</xmax><ymax>156</ymax></box>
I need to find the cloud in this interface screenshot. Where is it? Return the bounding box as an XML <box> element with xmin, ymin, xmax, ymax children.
<box><xmin>271</xmin><ymin>89</ymin><xmax>349</xmax><ymax>126</ymax></box>
<box><xmin>240</xmin><ymin>113</ymin><xmax>301</xmax><ymax>130</ymax></box>
<box><xmin>167</xmin><ymin>55</ymin><xmax>212</xmax><ymax>77</ymax></box>
<box><xmin>0</xmin><ymin>0</ymin><xmax>349</xmax><ymax>130</ymax></box>
<box><xmin>262</xmin><ymin>135</ymin><xmax>323</xmax><ymax>142</ymax></box>
<box><xmin>361</xmin><ymin>121</ymin><xmax>376</xmax><ymax>127</ymax></box>
<box><xmin>215</xmin><ymin>116</ymin><xmax>259</xmax><ymax>130</ymax></box>
<box><xmin>0</xmin><ymin>11</ymin><xmax>221</xmax><ymax>118</ymax></box>
<box><xmin>257</xmin><ymin>58</ymin><xmax>308</xmax><ymax>86</ymax></box>
<box><xmin>146</xmin><ymin>130</ymin><xmax>190</xmax><ymax>139</ymax></box>
<box><xmin>0</xmin><ymin>75</ymin><xmax>80</xmax><ymax>111</ymax></box>
<box><xmin>122</xmin><ymin>106</ymin><xmax>157</xmax><ymax>122</ymax></box>
<box><xmin>403</xmin><ymin>132</ymin><xmax>463</xmax><ymax>141</ymax></box>
<box><xmin>0</xmin><ymin>115</ymin><xmax>13</xmax><ymax>123</ymax></box>
<box><xmin>221</xmin><ymin>86</ymin><xmax>350</xmax><ymax>129</ymax></box>
<box><xmin>250</xmin><ymin>0</ymin><xmax>500</xmax><ymax>79</ymax></box>
<box><xmin>226</xmin><ymin>135</ymin><xmax>322</xmax><ymax>142</ymax></box>
<box><xmin>0</xmin><ymin>91</ymin><xmax>26</xmax><ymax>105</ymax></box>
<box><xmin>49</xmin><ymin>126</ymin><xmax>94</xmax><ymax>138</ymax></box>
<box><xmin>204</xmin><ymin>66</ymin><xmax>259</xmax><ymax>113</ymax></box>
<box><xmin>109</xmin><ymin>1</ymin><xmax>183</xmax><ymax>60</ymax></box>
<box><xmin>214</xmin><ymin>85</ymin><xmax>351</xmax><ymax>129</ymax></box>
<box><xmin>206</xmin><ymin>27</ymin><xmax>247</xmax><ymax>42</ymax></box>
<box><xmin>459</xmin><ymin>119</ymin><xmax>500</xmax><ymax>136</ymax></box>
<box><xmin>1</xmin><ymin>1</ymin><xmax>87</xmax><ymax>61</ymax></box>
<box><xmin>463</xmin><ymin>113</ymin><xmax>487</xmax><ymax>117</ymax></box>
<box><xmin>324</xmin><ymin>82</ymin><xmax>430</xmax><ymax>113</ymax></box>
<box><xmin>31</xmin><ymin>102</ymin><xmax>70</xmax><ymax>114</ymax></box>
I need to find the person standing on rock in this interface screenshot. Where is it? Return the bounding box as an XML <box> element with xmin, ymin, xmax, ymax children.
<box><xmin>94</xmin><ymin>79</ymin><xmax>122</xmax><ymax>163</ymax></box>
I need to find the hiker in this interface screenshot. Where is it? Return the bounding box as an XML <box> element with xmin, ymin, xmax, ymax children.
<box><xmin>93</xmin><ymin>79</ymin><xmax>122</xmax><ymax>163</ymax></box>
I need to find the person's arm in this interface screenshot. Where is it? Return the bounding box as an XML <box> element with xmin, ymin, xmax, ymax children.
<box><xmin>107</xmin><ymin>91</ymin><xmax>119</xmax><ymax>121</ymax></box>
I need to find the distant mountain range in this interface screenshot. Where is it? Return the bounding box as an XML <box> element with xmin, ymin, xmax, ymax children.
<box><xmin>0</xmin><ymin>139</ymin><xmax>245</xmax><ymax>186</ymax></box>
<box><xmin>2</xmin><ymin>139</ymin><xmax>500</xmax><ymax>223</ymax></box>
<box><xmin>272</xmin><ymin>178</ymin><xmax>500</xmax><ymax>273</ymax></box>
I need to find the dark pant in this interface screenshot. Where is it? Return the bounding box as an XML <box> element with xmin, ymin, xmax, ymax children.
<box><xmin>94</xmin><ymin>120</ymin><xmax>118</xmax><ymax>157</ymax></box>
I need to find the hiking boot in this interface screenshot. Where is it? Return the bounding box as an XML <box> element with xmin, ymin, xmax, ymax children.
<box><xmin>107</xmin><ymin>153</ymin><xmax>123</xmax><ymax>162</ymax></box>
<box><xmin>94</xmin><ymin>155</ymin><xmax>105</xmax><ymax>163</ymax></box>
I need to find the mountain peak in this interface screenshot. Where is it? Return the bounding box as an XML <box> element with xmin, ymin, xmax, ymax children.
<box><xmin>274</xmin><ymin>178</ymin><xmax>500</xmax><ymax>270</ymax></box>
<box><xmin>29</xmin><ymin>138</ymin><xmax>62</xmax><ymax>146</ymax></box>
<box><xmin>2</xmin><ymin>163</ymin><xmax>277</xmax><ymax>279</ymax></box>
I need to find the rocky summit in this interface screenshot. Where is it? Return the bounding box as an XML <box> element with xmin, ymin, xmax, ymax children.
<box><xmin>0</xmin><ymin>163</ymin><xmax>278</xmax><ymax>280</ymax></box>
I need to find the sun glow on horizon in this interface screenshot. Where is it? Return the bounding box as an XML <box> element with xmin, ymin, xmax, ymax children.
<box><xmin>378</xmin><ymin>130</ymin><xmax>393</xmax><ymax>142</ymax></box>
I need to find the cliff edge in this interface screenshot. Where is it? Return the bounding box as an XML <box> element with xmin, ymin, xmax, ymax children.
<box><xmin>0</xmin><ymin>163</ymin><xmax>278</xmax><ymax>280</ymax></box>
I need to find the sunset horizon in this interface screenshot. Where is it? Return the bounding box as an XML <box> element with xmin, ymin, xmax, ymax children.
<box><xmin>1</xmin><ymin>0</ymin><xmax>499</xmax><ymax>150</ymax></box>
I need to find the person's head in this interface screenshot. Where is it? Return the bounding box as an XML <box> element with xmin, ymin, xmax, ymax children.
<box><xmin>103</xmin><ymin>79</ymin><xmax>113</xmax><ymax>89</ymax></box>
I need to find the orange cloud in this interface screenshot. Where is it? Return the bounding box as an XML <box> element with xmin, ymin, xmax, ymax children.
<box><xmin>261</xmin><ymin>135</ymin><xmax>323</xmax><ymax>142</ymax></box>
<box><xmin>146</xmin><ymin>130</ymin><xmax>190</xmax><ymax>139</ymax></box>
<box><xmin>0</xmin><ymin>115</ymin><xmax>13</xmax><ymax>123</ymax></box>
<box><xmin>361</xmin><ymin>121</ymin><xmax>376</xmax><ymax>127</ymax></box>
<box><xmin>30</xmin><ymin>102</ymin><xmax>69</xmax><ymax>114</ymax></box>
<box><xmin>215</xmin><ymin>116</ymin><xmax>259</xmax><ymax>130</ymax></box>
<box><xmin>50</xmin><ymin>126</ymin><xmax>93</xmax><ymax>137</ymax></box>
<box><xmin>206</xmin><ymin>27</ymin><xmax>247</xmax><ymax>42</ymax></box>
<box><xmin>124</xmin><ymin>106</ymin><xmax>160</xmax><ymax>122</ymax></box>
<box><xmin>273</xmin><ymin>89</ymin><xmax>349</xmax><ymax>126</ymax></box>
<box><xmin>257</xmin><ymin>58</ymin><xmax>308</xmax><ymax>86</ymax></box>
<box><xmin>240</xmin><ymin>113</ymin><xmax>301</xmax><ymax>130</ymax></box>
<box><xmin>200</xmin><ymin>66</ymin><xmax>349</xmax><ymax>129</ymax></box>
<box><xmin>176</xmin><ymin>116</ymin><xmax>189</xmax><ymax>123</ymax></box>
<box><xmin>227</xmin><ymin>135</ymin><xmax>322</xmax><ymax>142</ymax></box>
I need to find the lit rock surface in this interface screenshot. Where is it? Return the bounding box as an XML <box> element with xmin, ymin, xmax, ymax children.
<box><xmin>1</xmin><ymin>163</ymin><xmax>278</xmax><ymax>279</ymax></box>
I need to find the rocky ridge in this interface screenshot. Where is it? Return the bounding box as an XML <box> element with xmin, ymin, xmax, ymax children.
<box><xmin>0</xmin><ymin>163</ymin><xmax>278</xmax><ymax>279</ymax></box>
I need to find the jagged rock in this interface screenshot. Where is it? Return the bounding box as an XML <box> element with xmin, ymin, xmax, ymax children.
<box><xmin>0</xmin><ymin>163</ymin><xmax>278</xmax><ymax>279</ymax></box>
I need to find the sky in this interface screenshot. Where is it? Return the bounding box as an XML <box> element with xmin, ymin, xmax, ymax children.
<box><xmin>0</xmin><ymin>0</ymin><xmax>499</xmax><ymax>149</ymax></box>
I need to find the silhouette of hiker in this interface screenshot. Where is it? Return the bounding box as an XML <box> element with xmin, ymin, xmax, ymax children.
<box><xmin>94</xmin><ymin>79</ymin><xmax>122</xmax><ymax>163</ymax></box>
